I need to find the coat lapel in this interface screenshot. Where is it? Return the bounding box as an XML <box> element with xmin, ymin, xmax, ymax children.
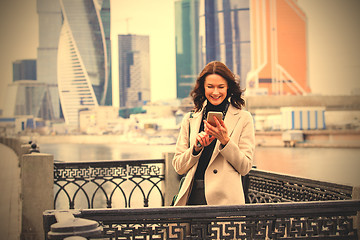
<box><xmin>189</xmin><ymin>109</ymin><xmax>203</xmax><ymax>148</ymax></box>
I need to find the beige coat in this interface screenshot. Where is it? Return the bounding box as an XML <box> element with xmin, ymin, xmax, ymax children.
<box><xmin>172</xmin><ymin>103</ymin><xmax>255</xmax><ymax>206</ymax></box>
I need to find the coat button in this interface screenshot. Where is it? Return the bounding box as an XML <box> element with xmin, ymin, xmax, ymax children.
<box><xmin>213</xmin><ymin>169</ymin><xmax>218</xmax><ymax>174</ymax></box>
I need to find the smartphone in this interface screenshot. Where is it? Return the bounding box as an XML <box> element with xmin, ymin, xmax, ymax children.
<box><xmin>206</xmin><ymin>111</ymin><xmax>223</xmax><ymax>126</ymax></box>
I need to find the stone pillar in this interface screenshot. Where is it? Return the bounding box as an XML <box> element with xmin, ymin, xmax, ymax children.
<box><xmin>21</xmin><ymin>153</ymin><xmax>54</xmax><ymax>240</ymax></box>
<box><xmin>163</xmin><ymin>152</ymin><xmax>181</xmax><ymax>206</ymax></box>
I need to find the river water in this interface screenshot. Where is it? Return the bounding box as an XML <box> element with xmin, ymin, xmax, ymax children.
<box><xmin>40</xmin><ymin>143</ymin><xmax>360</xmax><ymax>187</ymax></box>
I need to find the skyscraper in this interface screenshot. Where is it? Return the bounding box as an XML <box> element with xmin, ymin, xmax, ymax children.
<box><xmin>174</xmin><ymin>0</ymin><xmax>310</xmax><ymax>97</ymax></box>
<box><xmin>198</xmin><ymin>0</ymin><xmax>251</xmax><ymax>90</ymax></box>
<box><xmin>4</xmin><ymin>59</ymin><xmax>52</xmax><ymax>119</ymax></box>
<box><xmin>37</xmin><ymin>0</ymin><xmax>62</xmax><ymax>120</ymax></box>
<box><xmin>175</xmin><ymin>0</ymin><xmax>199</xmax><ymax>99</ymax></box>
<box><xmin>56</xmin><ymin>0</ymin><xmax>111</xmax><ymax>128</ymax></box>
<box><xmin>2</xmin><ymin>81</ymin><xmax>51</xmax><ymax>118</ymax></box>
<box><xmin>100</xmin><ymin>0</ymin><xmax>112</xmax><ymax>106</ymax></box>
<box><xmin>13</xmin><ymin>59</ymin><xmax>37</xmax><ymax>81</ymax></box>
<box><xmin>246</xmin><ymin>0</ymin><xmax>311</xmax><ymax>95</ymax></box>
<box><xmin>118</xmin><ymin>34</ymin><xmax>150</xmax><ymax>108</ymax></box>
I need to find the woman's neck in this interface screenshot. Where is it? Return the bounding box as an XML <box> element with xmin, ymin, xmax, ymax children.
<box><xmin>206</xmin><ymin>98</ymin><xmax>229</xmax><ymax>113</ymax></box>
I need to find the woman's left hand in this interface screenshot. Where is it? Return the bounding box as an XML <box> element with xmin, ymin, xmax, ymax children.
<box><xmin>204</xmin><ymin>116</ymin><xmax>230</xmax><ymax>146</ymax></box>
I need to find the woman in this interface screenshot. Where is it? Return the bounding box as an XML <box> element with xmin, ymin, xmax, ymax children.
<box><xmin>172</xmin><ymin>61</ymin><xmax>255</xmax><ymax>206</ymax></box>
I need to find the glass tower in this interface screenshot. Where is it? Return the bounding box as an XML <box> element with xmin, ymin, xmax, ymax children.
<box><xmin>199</xmin><ymin>0</ymin><xmax>251</xmax><ymax>90</ymax></box>
<box><xmin>13</xmin><ymin>59</ymin><xmax>37</xmax><ymax>81</ymax></box>
<box><xmin>37</xmin><ymin>0</ymin><xmax>62</xmax><ymax>120</ymax></box>
<box><xmin>175</xmin><ymin>0</ymin><xmax>199</xmax><ymax>99</ymax></box>
<box><xmin>57</xmin><ymin>0</ymin><xmax>110</xmax><ymax>127</ymax></box>
<box><xmin>100</xmin><ymin>0</ymin><xmax>112</xmax><ymax>106</ymax></box>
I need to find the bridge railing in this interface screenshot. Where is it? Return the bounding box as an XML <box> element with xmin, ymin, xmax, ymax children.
<box><xmin>247</xmin><ymin>168</ymin><xmax>353</xmax><ymax>203</ymax></box>
<box><xmin>53</xmin><ymin>158</ymin><xmax>354</xmax><ymax>210</ymax></box>
<box><xmin>53</xmin><ymin>159</ymin><xmax>165</xmax><ymax>209</ymax></box>
<box><xmin>48</xmin><ymin>156</ymin><xmax>359</xmax><ymax>239</ymax></box>
<box><xmin>43</xmin><ymin>199</ymin><xmax>360</xmax><ymax>239</ymax></box>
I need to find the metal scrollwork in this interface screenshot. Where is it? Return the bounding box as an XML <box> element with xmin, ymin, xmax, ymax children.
<box><xmin>54</xmin><ymin>159</ymin><xmax>165</xmax><ymax>209</ymax></box>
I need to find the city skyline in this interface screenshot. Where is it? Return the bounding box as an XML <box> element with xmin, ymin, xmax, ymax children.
<box><xmin>1</xmin><ymin>0</ymin><xmax>360</xmax><ymax>112</ymax></box>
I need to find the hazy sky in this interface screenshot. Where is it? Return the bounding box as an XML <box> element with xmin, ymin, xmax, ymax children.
<box><xmin>0</xmin><ymin>0</ymin><xmax>359</xmax><ymax>110</ymax></box>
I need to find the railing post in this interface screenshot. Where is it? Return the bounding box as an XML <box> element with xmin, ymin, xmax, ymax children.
<box><xmin>47</xmin><ymin>211</ymin><xmax>101</xmax><ymax>239</ymax></box>
<box><xmin>21</xmin><ymin>152</ymin><xmax>54</xmax><ymax>239</ymax></box>
<box><xmin>163</xmin><ymin>152</ymin><xmax>180</xmax><ymax>206</ymax></box>
<box><xmin>352</xmin><ymin>185</ymin><xmax>360</xmax><ymax>238</ymax></box>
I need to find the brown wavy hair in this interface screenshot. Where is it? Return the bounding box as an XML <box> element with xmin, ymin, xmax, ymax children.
<box><xmin>190</xmin><ymin>61</ymin><xmax>245</xmax><ymax>112</ymax></box>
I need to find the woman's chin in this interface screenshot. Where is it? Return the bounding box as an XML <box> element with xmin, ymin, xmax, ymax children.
<box><xmin>209</xmin><ymin>98</ymin><xmax>223</xmax><ymax>105</ymax></box>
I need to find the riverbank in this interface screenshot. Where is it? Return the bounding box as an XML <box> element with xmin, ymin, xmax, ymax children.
<box><xmin>256</xmin><ymin>129</ymin><xmax>360</xmax><ymax>148</ymax></box>
<box><xmin>19</xmin><ymin>129</ymin><xmax>360</xmax><ymax>148</ymax></box>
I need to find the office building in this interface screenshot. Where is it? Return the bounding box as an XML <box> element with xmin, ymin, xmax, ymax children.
<box><xmin>100</xmin><ymin>0</ymin><xmax>112</xmax><ymax>106</ymax></box>
<box><xmin>198</xmin><ymin>0</ymin><xmax>251</xmax><ymax>90</ymax></box>
<box><xmin>118</xmin><ymin>34</ymin><xmax>150</xmax><ymax>108</ymax></box>
<box><xmin>36</xmin><ymin>0</ymin><xmax>111</xmax><ymax>128</ymax></box>
<box><xmin>2</xmin><ymin>81</ymin><xmax>52</xmax><ymax>119</ymax></box>
<box><xmin>56</xmin><ymin>0</ymin><xmax>111</xmax><ymax>128</ymax></box>
<box><xmin>5</xmin><ymin>59</ymin><xmax>53</xmax><ymax>120</ymax></box>
<box><xmin>175</xmin><ymin>0</ymin><xmax>310</xmax><ymax>97</ymax></box>
<box><xmin>37</xmin><ymin>0</ymin><xmax>62</xmax><ymax>120</ymax></box>
<box><xmin>13</xmin><ymin>59</ymin><xmax>37</xmax><ymax>81</ymax></box>
<box><xmin>246</xmin><ymin>0</ymin><xmax>311</xmax><ymax>95</ymax></box>
<box><xmin>175</xmin><ymin>0</ymin><xmax>200</xmax><ymax>99</ymax></box>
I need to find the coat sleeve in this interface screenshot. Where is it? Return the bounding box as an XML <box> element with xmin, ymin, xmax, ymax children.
<box><xmin>219</xmin><ymin>111</ymin><xmax>255</xmax><ymax>176</ymax></box>
<box><xmin>172</xmin><ymin>112</ymin><xmax>202</xmax><ymax>175</ymax></box>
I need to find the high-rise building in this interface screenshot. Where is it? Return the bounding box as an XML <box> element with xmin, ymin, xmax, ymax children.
<box><xmin>118</xmin><ymin>34</ymin><xmax>150</xmax><ymax>108</ymax></box>
<box><xmin>246</xmin><ymin>0</ymin><xmax>311</xmax><ymax>95</ymax></box>
<box><xmin>56</xmin><ymin>0</ymin><xmax>111</xmax><ymax>128</ymax></box>
<box><xmin>198</xmin><ymin>0</ymin><xmax>251</xmax><ymax>90</ymax></box>
<box><xmin>175</xmin><ymin>0</ymin><xmax>199</xmax><ymax>99</ymax></box>
<box><xmin>100</xmin><ymin>0</ymin><xmax>112</xmax><ymax>106</ymax></box>
<box><xmin>37</xmin><ymin>0</ymin><xmax>62</xmax><ymax>120</ymax></box>
<box><xmin>13</xmin><ymin>59</ymin><xmax>37</xmax><ymax>81</ymax></box>
<box><xmin>2</xmin><ymin>81</ymin><xmax>52</xmax><ymax>119</ymax></box>
<box><xmin>37</xmin><ymin>0</ymin><xmax>111</xmax><ymax>128</ymax></box>
<box><xmin>4</xmin><ymin>59</ymin><xmax>53</xmax><ymax>119</ymax></box>
<box><xmin>174</xmin><ymin>0</ymin><xmax>310</xmax><ymax>97</ymax></box>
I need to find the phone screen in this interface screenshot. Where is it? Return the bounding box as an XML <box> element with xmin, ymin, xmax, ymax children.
<box><xmin>207</xmin><ymin>111</ymin><xmax>223</xmax><ymax>126</ymax></box>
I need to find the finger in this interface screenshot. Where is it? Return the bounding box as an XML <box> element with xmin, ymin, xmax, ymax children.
<box><xmin>196</xmin><ymin>135</ymin><xmax>203</xmax><ymax>147</ymax></box>
<box><xmin>209</xmin><ymin>135</ymin><xmax>216</xmax><ymax>142</ymax></box>
<box><xmin>214</xmin><ymin>116</ymin><xmax>222</xmax><ymax>127</ymax></box>
<box><xmin>205</xmin><ymin>128</ymin><xmax>215</xmax><ymax>137</ymax></box>
<box><xmin>219</xmin><ymin>119</ymin><xmax>226</xmax><ymax>128</ymax></box>
<box><xmin>204</xmin><ymin>135</ymin><xmax>214</xmax><ymax>146</ymax></box>
<box><xmin>204</xmin><ymin>120</ymin><xmax>215</xmax><ymax>132</ymax></box>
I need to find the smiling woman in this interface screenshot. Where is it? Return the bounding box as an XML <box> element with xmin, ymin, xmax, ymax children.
<box><xmin>204</xmin><ymin>74</ymin><xmax>228</xmax><ymax>105</ymax></box>
<box><xmin>172</xmin><ymin>61</ymin><xmax>255</xmax><ymax>206</ymax></box>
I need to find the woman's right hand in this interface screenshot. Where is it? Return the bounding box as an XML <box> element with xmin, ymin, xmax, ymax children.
<box><xmin>194</xmin><ymin>131</ymin><xmax>216</xmax><ymax>152</ymax></box>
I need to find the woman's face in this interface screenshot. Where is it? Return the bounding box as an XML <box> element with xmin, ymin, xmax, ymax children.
<box><xmin>204</xmin><ymin>74</ymin><xmax>228</xmax><ymax>106</ymax></box>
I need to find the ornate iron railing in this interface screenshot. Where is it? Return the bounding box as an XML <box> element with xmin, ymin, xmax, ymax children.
<box><xmin>53</xmin><ymin>159</ymin><xmax>165</xmax><ymax>209</ymax></box>
<box><xmin>44</xmin><ymin>199</ymin><xmax>360</xmax><ymax>239</ymax></box>
<box><xmin>247</xmin><ymin>169</ymin><xmax>353</xmax><ymax>203</ymax></box>
<box><xmin>49</xmin><ymin>158</ymin><xmax>359</xmax><ymax>239</ymax></box>
<box><xmin>53</xmin><ymin>159</ymin><xmax>353</xmax><ymax>210</ymax></box>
